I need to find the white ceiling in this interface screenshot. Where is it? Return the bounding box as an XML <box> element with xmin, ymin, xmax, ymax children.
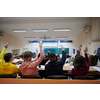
<box><xmin>0</xmin><ymin>17</ymin><xmax>91</xmax><ymax>42</ymax></box>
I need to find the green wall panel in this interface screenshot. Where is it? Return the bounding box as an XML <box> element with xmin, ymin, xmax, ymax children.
<box><xmin>44</xmin><ymin>48</ymin><xmax>69</xmax><ymax>54</ymax></box>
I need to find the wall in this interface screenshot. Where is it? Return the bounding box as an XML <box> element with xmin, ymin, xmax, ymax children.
<box><xmin>0</xmin><ymin>32</ymin><xmax>27</xmax><ymax>54</ymax></box>
<box><xmin>26</xmin><ymin>42</ymin><xmax>74</xmax><ymax>55</ymax></box>
<box><xmin>2</xmin><ymin>31</ymin><xmax>100</xmax><ymax>56</ymax></box>
<box><xmin>73</xmin><ymin>32</ymin><xmax>100</xmax><ymax>55</ymax></box>
<box><xmin>0</xmin><ymin>33</ymin><xmax>74</xmax><ymax>55</ymax></box>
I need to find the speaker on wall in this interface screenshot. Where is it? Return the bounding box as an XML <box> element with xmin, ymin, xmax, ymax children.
<box><xmin>0</xmin><ymin>31</ymin><xmax>4</xmax><ymax>36</ymax></box>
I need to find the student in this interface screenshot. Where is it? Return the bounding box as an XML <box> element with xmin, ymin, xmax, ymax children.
<box><xmin>38</xmin><ymin>54</ymin><xmax>49</xmax><ymax>65</ymax></box>
<box><xmin>96</xmin><ymin>47</ymin><xmax>100</xmax><ymax>65</ymax></box>
<box><xmin>19</xmin><ymin>41</ymin><xmax>44</xmax><ymax>75</ymax></box>
<box><xmin>0</xmin><ymin>43</ymin><xmax>21</xmax><ymax>76</ymax></box>
<box><xmin>89</xmin><ymin>55</ymin><xmax>97</xmax><ymax>66</ymax></box>
<box><xmin>65</xmin><ymin>55</ymin><xmax>71</xmax><ymax>63</ymax></box>
<box><xmin>56</xmin><ymin>54</ymin><xmax>60</xmax><ymax>60</ymax></box>
<box><xmin>45</xmin><ymin>47</ymin><xmax>66</xmax><ymax>76</ymax></box>
<box><xmin>71</xmin><ymin>47</ymin><xmax>89</xmax><ymax>78</ymax></box>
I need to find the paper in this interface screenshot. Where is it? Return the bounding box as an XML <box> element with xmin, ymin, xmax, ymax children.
<box><xmin>92</xmin><ymin>66</ymin><xmax>100</xmax><ymax>72</ymax></box>
<box><xmin>37</xmin><ymin>65</ymin><xmax>45</xmax><ymax>69</ymax></box>
<box><xmin>70</xmin><ymin>66</ymin><xmax>74</xmax><ymax>68</ymax></box>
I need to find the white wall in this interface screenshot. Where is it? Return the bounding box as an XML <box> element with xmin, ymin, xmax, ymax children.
<box><xmin>0</xmin><ymin>32</ymin><xmax>27</xmax><ymax>55</ymax></box>
<box><xmin>73</xmin><ymin>32</ymin><xmax>100</xmax><ymax>55</ymax></box>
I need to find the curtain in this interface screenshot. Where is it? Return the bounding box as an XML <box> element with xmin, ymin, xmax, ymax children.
<box><xmin>91</xmin><ymin>17</ymin><xmax>100</xmax><ymax>41</ymax></box>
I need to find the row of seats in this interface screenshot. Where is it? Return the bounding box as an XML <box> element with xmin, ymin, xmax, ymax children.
<box><xmin>0</xmin><ymin>74</ymin><xmax>96</xmax><ymax>80</ymax></box>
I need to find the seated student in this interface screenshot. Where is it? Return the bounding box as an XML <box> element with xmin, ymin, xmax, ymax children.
<box><xmin>19</xmin><ymin>41</ymin><xmax>44</xmax><ymax>75</ymax></box>
<box><xmin>45</xmin><ymin>47</ymin><xmax>66</xmax><ymax>76</ymax></box>
<box><xmin>20</xmin><ymin>52</ymin><xmax>24</xmax><ymax>59</ymax></box>
<box><xmin>0</xmin><ymin>43</ymin><xmax>21</xmax><ymax>76</ymax></box>
<box><xmin>56</xmin><ymin>54</ymin><xmax>60</xmax><ymax>60</ymax></box>
<box><xmin>89</xmin><ymin>55</ymin><xmax>97</xmax><ymax>66</ymax></box>
<box><xmin>38</xmin><ymin>54</ymin><xmax>49</xmax><ymax>65</ymax></box>
<box><xmin>95</xmin><ymin>47</ymin><xmax>100</xmax><ymax>65</ymax></box>
<box><xmin>65</xmin><ymin>55</ymin><xmax>71</xmax><ymax>63</ymax></box>
<box><xmin>71</xmin><ymin>47</ymin><xmax>89</xmax><ymax>78</ymax></box>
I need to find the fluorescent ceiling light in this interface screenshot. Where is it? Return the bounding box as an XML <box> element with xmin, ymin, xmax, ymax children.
<box><xmin>12</xmin><ymin>29</ymin><xmax>27</xmax><ymax>32</ymax></box>
<box><xmin>24</xmin><ymin>37</ymin><xmax>36</xmax><ymax>40</ymax></box>
<box><xmin>55</xmin><ymin>37</ymin><xmax>67</xmax><ymax>39</ymax></box>
<box><xmin>40</xmin><ymin>37</ymin><xmax>51</xmax><ymax>39</ymax></box>
<box><xmin>33</xmin><ymin>29</ymin><xmax>48</xmax><ymax>32</ymax></box>
<box><xmin>54</xmin><ymin>28</ymin><xmax>70</xmax><ymax>32</ymax></box>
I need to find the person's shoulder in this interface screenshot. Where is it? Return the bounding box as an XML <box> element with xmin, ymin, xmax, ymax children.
<box><xmin>72</xmin><ymin>67</ymin><xmax>77</xmax><ymax>71</ymax></box>
<box><xmin>10</xmin><ymin>63</ymin><xmax>18</xmax><ymax>67</ymax></box>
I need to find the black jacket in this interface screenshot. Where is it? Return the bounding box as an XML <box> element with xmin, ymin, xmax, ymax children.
<box><xmin>45</xmin><ymin>51</ymin><xmax>66</xmax><ymax>75</ymax></box>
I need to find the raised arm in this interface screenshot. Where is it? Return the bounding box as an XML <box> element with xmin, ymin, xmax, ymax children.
<box><xmin>0</xmin><ymin>42</ymin><xmax>8</xmax><ymax>62</ymax></box>
<box><xmin>36</xmin><ymin>49</ymin><xmax>38</xmax><ymax>57</ymax></box>
<box><xmin>84</xmin><ymin>47</ymin><xmax>89</xmax><ymax>65</ymax></box>
<box><xmin>59</xmin><ymin>47</ymin><xmax>66</xmax><ymax>64</ymax></box>
<box><xmin>28</xmin><ymin>41</ymin><xmax>44</xmax><ymax>68</ymax></box>
<box><xmin>79</xmin><ymin>45</ymin><xmax>83</xmax><ymax>55</ymax></box>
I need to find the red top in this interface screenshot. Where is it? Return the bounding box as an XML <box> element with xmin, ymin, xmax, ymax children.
<box><xmin>19</xmin><ymin>46</ymin><xmax>44</xmax><ymax>75</ymax></box>
<box><xmin>71</xmin><ymin>53</ymin><xmax>89</xmax><ymax>77</ymax></box>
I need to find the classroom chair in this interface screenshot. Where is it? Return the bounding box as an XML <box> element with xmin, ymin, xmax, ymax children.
<box><xmin>0</xmin><ymin>74</ymin><xmax>16</xmax><ymax>78</ymax></box>
<box><xmin>47</xmin><ymin>75</ymin><xmax>68</xmax><ymax>79</ymax></box>
<box><xmin>21</xmin><ymin>75</ymin><xmax>42</xmax><ymax>79</ymax></box>
<box><xmin>73</xmin><ymin>75</ymin><xmax>96</xmax><ymax>80</ymax></box>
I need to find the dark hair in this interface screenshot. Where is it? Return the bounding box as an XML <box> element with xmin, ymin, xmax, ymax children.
<box><xmin>49</xmin><ymin>53</ymin><xmax>56</xmax><ymax>58</ymax></box>
<box><xmin>4</xmin><ymin>53</ymin><xmax>13</xmax><ymax>62</ymax></box>
<box><xmin>75</xmin><ymin>54</ymin><xmax>80</xmax><ymax>58</ymax></box>
<box><xmin>24</xmin><ymin>51</ymin><xmax>33</xmax><ymax>59</ymax></box>
<box><xmin>96</xmin><ymin>48</ymin><xmax>100</xmax><ymax>60</ymax></box>
<box><xmin>89</xmin><ymin>55</ymin><xmax>97</xmax><ymax>66</ymax></box>
<box><xmin>73</xmin><ymin>55</ymin><xmax>86</xmax><ymax>69</ymax></box>
<box><xmin>66</xmin><ymin>55</ymin><xmax>71</xmax><ymax>58</ymax></box>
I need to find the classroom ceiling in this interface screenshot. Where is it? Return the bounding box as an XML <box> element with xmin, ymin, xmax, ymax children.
<box><xmin>0</xmin><ymin>17</ymin><xmax>91</xmax><ymax>42</ymax></box>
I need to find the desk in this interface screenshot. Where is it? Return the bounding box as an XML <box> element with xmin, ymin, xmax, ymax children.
<box><xmin>63</xmin><ymin>63</ymin><xmax>98</xmax><ymax>71</ymax></box>
<box><xmin>38</xmin><ymin>63</ymin><xmax>100</xmax><ymax>76</ymax></box>
<box><xmin>0</xmin><ymin>78</ymin><xmax>100</xmax><ymax>84</ymax></box>
<box><xmin>16</xmin><ymin>63</ymin><xmax>100</xmax><ymax>76</ymax></box>
<box><xmin>38</xmin><ymin>63</ymin><xmax>98</xmax><ymax>71</ymax></box>
<box><xmin>12</xmin><ymin>59</ymin><xmax>23</xmax><ymax>64</ymax></box>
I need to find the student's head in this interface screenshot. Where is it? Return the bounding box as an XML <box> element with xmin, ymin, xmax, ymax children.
<box><xmin>4</xmin><ymin>53</ymin><xmax>14</xmax><ymax>62</ymax></box>
<box><xmin>45</xmin><ymin>54</ymin><xmax>49</xmax><ymax>59</ymax></box>
<box><xmin>24</xmin><ymin>51</ymin><xmax>33</xmax><ymax>61</ymax></box>
<box><xmin>89</xmin><ymin>55</ymin><xmax>97</xmax><ymax>66</ymax></box>
<box><xmin>56</xmin><ymin>54</ymin><xmax>60</xmax><ymax>60</ymax></box>
<box><xmin>66</xmin><ymin>55</ymin><xmax>71</xmax><ymax>58</ymax></box>
<box><xmin>49</xmin><ymin>53</ymin><xmax>56</xmax><ymax>61</ymax></box>
<box><xmin>73</xmin><ymin>55</ymin><xmax>86</xmax><ymax>69</ymax></box>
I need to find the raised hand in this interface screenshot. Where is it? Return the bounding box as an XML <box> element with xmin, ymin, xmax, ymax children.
<box><xmin>48</xmin><ymin>51</ymin><xmax>50</xmax><ymax>53</ymax></box>
<box><xmin>4</xmin><ymin>42</ymin><xmax>9</xmax><ymax>48</ymax></box>
<box><xmin>84</xmin><ymin>47</ymin><xmax>88</xmax><ymax>53</ymax></box>
<box><xmin>39</xmin><ymin>41</ymin><xmax>43</xmax><ymax>47</ymax></box>
<box><xmin>36</xmin><ymin>49</ymin><xmax>38</xmax><ymax>53</ymax></box>
<box><xmin>94</xmin><ymin>49</ymin><xmax>97</xmax><ymax>54</ymax></box>
<box><xmin>61</xmin><ymin>47</ymin><xmax>65</xmax><ymax>51</ymax></box>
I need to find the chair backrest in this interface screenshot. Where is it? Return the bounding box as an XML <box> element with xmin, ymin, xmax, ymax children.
<box><xmin>47</xmin><ymin>75</ymin><xmax>68</xmax><ymax>79</ymax></box>
<box><xmin>21</xmin><ymin>75</ymin><xmax>42</xmax><ymax>79</ymax></box>
<box><xmin>73</xmin><ymin>75</ymin><xmax>96</xmax><ymax>80</ymax></box>
<box><xmin>0</xmin><ymin>74</ymin><xmax>16</xmax><ymax>78</ymax></box>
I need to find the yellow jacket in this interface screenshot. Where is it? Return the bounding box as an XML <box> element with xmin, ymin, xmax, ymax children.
<box><xmin>0</xmin><ymin>63</ymin><xmax>20</xmax><ymax>75</ymax></box>
<box><xmin>0</xmin><ymin>47</ymin><xmax>20</xmax><ymax>75</ymax></box>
